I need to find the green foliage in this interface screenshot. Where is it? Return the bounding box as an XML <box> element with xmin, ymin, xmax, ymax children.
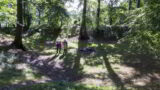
<box><xmin>0</xmin><ymin>0</ymin><xmax>16</xmax><ymax>27</ymax></box>
<box><xmin>94</xmin><ymin>25</ymin><xmax>129</xmax><ymax>40</ymax></box>
<box><xmin>145</xmin><ymin>1</ymin><xmax>160</xmax><ymax>30</ymax></box>
<box><xmin>122</xmin><ymin>30</ymin><xmax>160</xmax><ymax>58</ymax></box>
<box><xmin>100</xmin><ymin>1</ymin><xmax>128</xmax><ymax>26</ymax></box>
<box><xmin>24</xmin><ymin>32</ymin><xmax>44</xmax><ymax>50</ymax></box>
<box><xmin>124</xmin><ymin>0</ymin><xmax>160</xmax><ymax>30</ymax></box>
<box><xmin>25</xmin><ymin>0</ymin><xmax>70</xmax><ymax>38</ymax></box>
<box><xmin>38</xmin><ymin>0</ymin><xmax>69</xmax><ymax>29</ymax></box>
<box><xmin>121</xmin><ymin>0</ymin><xmax>160</xmax><ymax>59</ymax></box>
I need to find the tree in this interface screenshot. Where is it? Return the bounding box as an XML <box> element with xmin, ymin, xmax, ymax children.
<box><xmin>11</xmin><ymin>0</ymin><xmax>26</xmax><ymax>51</ymax></box>
<box><xmin>79</xmin><ymin>0</ymin><xmax>89</xmax><ymax>40</ymax></box>
<box><xmin>23</xmin><ymin>0</ymin><xmax>32</xmax><ymax>32</ymax></box>
<box><xmin>0</xmin><ymin>0</ymin><xmax>17</xmax><ymax>29</ymax></box>
<box><xmin>107</xmin><ymin>0</ymin><xmax>119</xmax><ymax>25</ymax></box>
<box><xmin>145</xmin><ymin>0</ymin><xmax>160</xmax><ymax>30</ymax></box>
<box><xmin>128</xmin><ymin>0</ymin><xmax>132</xmax><ymax>10</ymax></box>
<box><xmin>136</xmin><ymin>0</ymin><xmax>140</xmax><ymax>8</ymax></box>
<box><xmin>37</xmin><ymin>4</ymin><xmax>42</xmax><ymax>25</ymax></box>
<box><xmin>108</xmin><ymin>0</ymin><xmax>114</xmax><ymax>25</ymax></box>
<box><xmin>96</xmin><ymin>0</ymin><xmax>101</xmax><ymax>31</ymax></box>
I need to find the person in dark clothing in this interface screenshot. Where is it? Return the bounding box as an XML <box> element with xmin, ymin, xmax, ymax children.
<box><xmin>56</xmin><ymin>41</ymin><xmax>62</xmax><ymax>54</ymax></box>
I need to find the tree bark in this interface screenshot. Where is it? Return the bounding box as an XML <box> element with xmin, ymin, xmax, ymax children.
<box><xmin>129</xmin><ymin>0</ymin><xmax>132</xmax><ymax>10</ymax></box>
<box><xmin>136</xmin><ymin>0</ymin><xmax>140</xmax><ymax>8</ymax></box>
<box><xmin>109</xmin><ymin>0</ymin><xmax>113</xmax><ymax>25</ymax></box>
<box><xmin>11</xmin><ymin>0</ymin><xmax>26</xmax><ymax>51</ymax></box>
<box><xmin>23</xmin><ymin>1</ymin><xmax>31</xmax><ymax>32</ymax></box>
<box><xmin>38</xmin><ymin>9</ymin><xmax>41</xmax><ymax>25</ymax></box>
<box><xmin>109</xmin><ymin>16</ymin><xmax>112</xmax><ymax>25</ymax></box>
<box><xmin>96</xmin><ymin>0</ymin><xmax>101</xmax><ymax>31</ymax></box>
<box><xmin>79</xmin><ymin>0</ymin><xmax>89</xmax><ymax>40</ymax></box>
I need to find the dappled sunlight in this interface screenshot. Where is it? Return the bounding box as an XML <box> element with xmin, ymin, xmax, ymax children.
<box><xmin>107</xmin><ymin>54</ymin><xmax>122</xmax><ymax>64</ymax></box>
<box><xmin>0</xmin><ymin>34</ymin><xmax>160</xmax><ymax>89</ymax></box>
<box><xmin>0</xmin><ymin>26</ymin><xmax>160</xmax><ymax>89</ymax></box>
<box><xmin>68</xmin><ymin>42</ymin><xmax>78</xmax><ymax>49</ymax></box>
<box><xmin>80</xmin><ymin>65</ymin><xmax>111</xmax><ymax>86</ymax></box>
<box><xmin>0</xmin><ymin>68</ymin><xmax>3</xmax><ymax>73</ymax></box>
<box><xmin>0</xmin><ymin>34</ymin><xmax>13</xmax><ymax>46</ymax></box>
<box><xmin>83</xmin><ymin>65</ymin><xmax>106</xmax><ymax>74</ymax></box>
<box><xmin>0</xmin><ymin>51</ymin><xmax>49</xmax><ymax>86</ymax></box>
<box><xmin>84</xmin><ymin>56</ymin><xmax>103</xmax><ymax>66</ymax></box>
<box><xmin>107</xmin><ymin>44</ymin><xmax>116</xmax><ymax>48</ymax></box>
<box><xmin>15</xmin><ymin>63</ymin><xmax>43</xmax><ymax>80</ymax></box>
<box><xmin>0</xmin><ymin>0</ymin><xmax>160</xmax><ymax>89</ymax></box>
<box><xmin>0</xmin><ymin>52</ymin><xmax>25</xmax><ymax>85</ymax></box>
<box><xmin>42</xmin><ymin>49</ymin><xmax>56</xmax><ymax>54</ymax></box>
<box><xmin>100</xmin><ymin>42</ymin><xmax>160</xmax><ymax>88</ymax></box>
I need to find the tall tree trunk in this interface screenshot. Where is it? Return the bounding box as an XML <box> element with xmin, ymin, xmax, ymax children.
<box><xmin>136</xmin><ymin>0</ymin><xmax>140</xmax><ymax>8</ymax></box>
<box><xmin>129</xmin><ymin>0</ymin><xmax>132</xmax><ymax>10</ymax></box>
<box><xmin>11</xmin><ymin>0</ymin><xmax>26</xmax><ymax>51</ymax></box>
<box><xmin>109</xmin><ymin>0</ymin><xmax>113</xmax><ymax>25</ymax></box>
<box><xmin>23</xmin><ymin>1</ymin><xmax>31</xmax><ymax>32</ymax></box>
<box><xmin>23</xmin><ymin>1</ymin><xmax>26</xmax><ymax>32</ymax></box>
<box><xmin>109</xmin><ymin>16</ymin><xmax>112</xmax><ymax>25</ymax></box>
<box><xmin>96</xmin><ymin>0</ymin><xmax>101</xmax><ymax>31</ymax></box>
<box><xmin>79</xmin><ymin>0</ymin><xmax>89</xmax><ymax>40</ymax></box>
<box><xmin>6</xmin><ymin>23</ymin><xmax>8</xmax><ymax>28</ymax></box>
<box><xmin>23</xmin><ymin>1</ymin><xmax>26</xmax><ymax>24</ymax></box>
<box><xmin>38</xmin><ymin>9</ymin><xmax>41</xmax><ymax>25</ymax></box>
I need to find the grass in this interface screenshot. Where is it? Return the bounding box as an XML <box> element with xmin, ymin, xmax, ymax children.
<box><xmin>16</xmin><ymin>82</ymin><xmax>160</xmax><ymax>90</ymax></box>
<box><xmin>0</xmin><ymin>52</ymin><xmax>44</xmax><ymax>86</ymax></box>
<box><xmin>0</xmin><ymin>63</ymin><xmax>44</xmax><ymax>86</ymax></box>
<box><xmin>16</xmin><ymin>82</ymin><xmax>124</xmax><ymax>90</ymax></box>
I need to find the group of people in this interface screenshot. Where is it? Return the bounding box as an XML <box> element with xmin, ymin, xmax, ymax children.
<box><xmin>56</xmin><ymin>39</ymin><xmax>68</xmax><ymax>54</ymax></box>
<box><xmin>56</xmin><ymin>39</ymin><xmax>95</xmax><ymax>55</ymax></box>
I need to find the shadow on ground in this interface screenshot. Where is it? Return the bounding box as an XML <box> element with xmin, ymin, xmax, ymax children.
<box><xmin>0</xmin><ymin>35</ymin><xmax>160</xmax><ymax>89</ymax></box>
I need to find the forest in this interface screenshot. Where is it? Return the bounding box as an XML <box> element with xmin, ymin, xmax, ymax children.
<box><xmin>0</xmin><ymin>0</ymin><xmax>160</xmax><ymax>90</ymax></box>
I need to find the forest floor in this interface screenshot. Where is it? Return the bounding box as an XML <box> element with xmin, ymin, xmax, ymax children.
<box><xmin>0</xmin><ymin>33</ymin><xmax>160</xmax><ymax>90</ymax></box>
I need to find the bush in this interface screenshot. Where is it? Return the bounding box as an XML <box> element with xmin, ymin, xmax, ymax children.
<box><xmin>122</xmin><ymin>30</ymin><xmax>160</xmax><ymax>58</ymax></box>
<box><xmin>93</xmin><ymin>25</ymin><xmax>130</xmax><ymax>41</ymax></box>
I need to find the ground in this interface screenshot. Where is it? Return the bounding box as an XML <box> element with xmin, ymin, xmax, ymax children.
<box><xmin>0</xmin><ymin>33</ymin><xmax>160</xmax><ymax>90</ymax></box>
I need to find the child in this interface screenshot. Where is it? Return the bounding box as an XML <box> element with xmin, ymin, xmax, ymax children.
<box><xmin>63</xmin><ymin>40</ymin><xmax>68</xmax><ymax>54</ymax></box>
<box><xmin>56</xmin><ymin>41</ymin><xmax>62</xmax><ymax>54</ymax></box>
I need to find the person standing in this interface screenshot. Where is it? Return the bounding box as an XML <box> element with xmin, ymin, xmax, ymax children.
<box><xmin>63</xmin><ymin>40</ymin><xmax>68</xmax><ymax>54</ymax></box>
<box><xmin>56</xmin><ymin>41</ymin><xmax>62</xmax><ymax>54</ymax></box>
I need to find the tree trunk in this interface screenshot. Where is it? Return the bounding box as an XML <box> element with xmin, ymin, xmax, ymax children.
<box><xmin>23</xmin><ymin>1</ymin><xmax>26</xmax><ymax>24</ymax></box>
<box><xmin>109</xmin><ymin>16</ymin><xmax>112</xmax><ymax>25</ymax></box>
<box><xmin>108</xmin><ymin>0</ymin><xmax>113</xmax><ymax>25</ymax></box>
<box><xmin>23</xmin><ymin>1</ymin><xmax>31</xmax><ymax>32</ymax></box>
<box><xmin>23</xmin><ymin>1</ymin><xmax>27</xmax><ymax>32</ymax></box>
<box><xmin>136</xmin><ymin>0</ymin><xmax>140</xmax><ymax>8</ymax></box>
<box><xmin>6</xmin><ymin>23</ymin><xmax>8</xmax><ymax>28</ymax></box>
<box><xmin>38</xmin><ymin>9</ymin><xmax>41</xmax><ymax>25</ymax></box>
<box><xmin>79</xmin><ymin>0</ymin><xmax>89</xmax><ymax>40</ymax></box>
<box><xmin>96</xmin><ymin>0</ymin><xmax>101</xmax><ymax>31</ymax></box>
<box><xmin>129</xmin><ymin>0</ymin><xmax>132</xmax><ymax>10</ymax></box>
<box><xmin>11</xmin><ymin>0</ymin><xmax>26</xmax><ymax>51</ymax></box>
